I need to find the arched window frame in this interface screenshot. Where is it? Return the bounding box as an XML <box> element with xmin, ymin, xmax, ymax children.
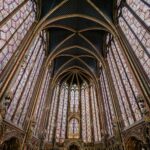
<box><xmin>68</xmin><ymin>118</ymin><xmax>79</xmax><ymax>139</ymax></box>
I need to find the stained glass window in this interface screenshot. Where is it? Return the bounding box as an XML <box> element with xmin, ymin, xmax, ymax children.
<box><xmin>68</xmin><ymin>118</ymin><xmax>79</xmax><ymax>139</ymax></box>
<box><xmin>34</xmin><ymin>69</ymin><xmax>51</xmax><ymax>137</ymax></box>
<box><xmin>5</xmin><ymin>31</ymin><xmax>46</xmax><ymax>127</ymax></box>
<box><xmin>46</xmin><ymin>85</ymin><xmax>60</xmax><ymax>142</ymax></box>
<box><xmin>70</xmin><ymin>84</ymin><xmax>79</xmax><ymax>113</ymax></box>
<box><xmin>56</xmin><ymin>83</ymin><xmax>68</xmax><ymax>143</ymax></box>
<box><xmin>81</xmin><ymin>82</ymin><xmax>91</xmax><ymax>143</ymax></box>
<box><xmin>126</xmin><ymin>0</ymin><xmax>150</xmax><ymax>26</ymax></box>
<box><xmin>0</xmin><ymin>0</ymin><xmax>24</xmax><ymax>21</ymax></box>
<box><xmin>118</xmin><ymin>1</ymin><xmax>150</xmax><ymax>79</ymax></box>
<box><xmin>0</xmin><ymin>0</ymin><xmax>36</xmax><ymax>74</ymax></box>
<box><xmin>46</xmin><ymin>81</ymin><xmax>102</xmax><ymax>143</ymax></box>
<box><xmin>90</xmin><ymin>85</ymin><xmax>101</xmax><ymax>142</ymax></box>
<box><xmin>107</xmin><ymin>35</ymin><xmax>142</xmax><ymax>127</ymax></box>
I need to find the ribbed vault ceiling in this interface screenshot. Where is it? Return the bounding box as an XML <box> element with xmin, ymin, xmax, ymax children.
<box><xmin>38</xmin><ymin>0</ymin><xmax>116</xmax><ymax>83</ymax></box>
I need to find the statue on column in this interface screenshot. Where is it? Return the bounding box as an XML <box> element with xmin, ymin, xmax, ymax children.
<box><xmin>25</xmin><ymin>117</ymin><xmax>36</xmax><ymax>148</ymax></box>
<box><xmin>137</xmin><ymin>95</ymin><xmax>150</xmax><ymax>148</ymax></box>
<box><xmin>38</xmin><ymin>130</ymin><xmax>46</xmax><ymax>150</ymax></box>
<box><xmin>112</xmin><ymin>118</ymin><xmax>124</xmax><ymax>150</ymax></box>
<box><xmin>0</xmin><ymin>91</ymin><xmax>13</xmax><ymax>144</ymax></box>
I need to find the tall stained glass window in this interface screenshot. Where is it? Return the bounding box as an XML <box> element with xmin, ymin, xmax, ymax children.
<box><xmin>118</xmin><ymin>0</ymin><xmax>150</xmax><ymax>78</ymax></box>
<box><xmin>56</xmin><ymin>83</ymin><xmax>68</xmax><ymax>143</ymax></box>
<box><xmin>81</xmin><ymin>82</ymin><xmax>91</xmax><ymax>143</ymax></box>
<box><xmin>5</xmin><ymin>31</ymin><xmax>46</xmax><ymax>127</ymax></box>
<box><xmin>46</xmin><ymin>85</ymin><xmax>60</xmax><ymax>142</ymax></box>
<box><xmin>106</xmin><ymin>34</ymin><xmax>142</xmax><ymax>127</ymax></box>
<box><xmin>0</xmin><ymin>0</ymin><xmax>36</xmax><ymax>74</ymax></box>
<box><xmin>70</xmin><ymin>84</ymin><xmax>79</xmax><ymax>113</ymax></box>
<box><xmin>90</xmin><ymin>85</ymin><xmax>101</xmax><ymax>142</ymax></box>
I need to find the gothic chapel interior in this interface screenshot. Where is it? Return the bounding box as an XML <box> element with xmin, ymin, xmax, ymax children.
<box><xmin>0</xmin><ymin>0</ymin><xmax>150</xmax><ymax>150</ymax></box>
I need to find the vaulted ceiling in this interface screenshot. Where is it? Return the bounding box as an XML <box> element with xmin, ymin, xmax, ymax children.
<box><xmin>37</xmin><ymin>0</ymin><xmax>117</xmax><ymax>83</ymax></box>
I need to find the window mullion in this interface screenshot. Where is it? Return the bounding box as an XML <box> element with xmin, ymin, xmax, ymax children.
<box><xmin>0</xmin><ymin>0</ymin><xmax>28</xmax><ymax>28</ymax></box>
<box><xmin>17</xmin><ymin>49</ymin><xmax>44</xmax><ymax>125</ymax></box>
<box><xmin>113</xmin><ymin>40</ymin><xmax>142</xmax><ymax>116</ymax></box>
<box><xmin>1</xmin><ymin>10</ymin><xmax>33</xmax><ymax>53</ymax></box>
<box><xmin>124</xmin><ymin>4</ymin><xmax>150</xmax><ymax>33</ymax></box>
<box><xmin>108</xmin><ymin>54</ymin><xmax>130</xmax><ymax>126</ymax></box>
<box><xmin>10</xmin><ymin>41</ymin><xmax>42</xmax><ymax>122</ymax></box>
<box><xmin>121</xmin><ymin>15</ymin><xmax>150</xmax><ymax>57</ymax></box>
<box><xmin>110</xmin><ymin>45</ymin><xmax>137</xmax><ymax>122</ymax></box>
<box><xmin>141</xmin><ymin>0</ymin><xmax>150</xmax><ymax>6</ymax></box>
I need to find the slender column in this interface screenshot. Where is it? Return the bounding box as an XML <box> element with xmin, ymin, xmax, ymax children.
<box><xmin>42</xmin><ymin>65</ymin><xmax>55</xmax><ymax>136</ymax></box>
<box><xmin>104</xmin><ymin>59</ymin><xmax>125</xmax><ymax>150</ymax></box>
<box><xmin>39</xmin><ymin>76</ymin><xmax>53</xmax><ymax>133</ymax></box>
<box><xmin>93</xmin><ymin>84</ymin><xmax>101</xmax><ymax>141</ymax></box>
<box><xmin>44</xmin><ymin>85</ymin><xmax>55</xmax><ymax>142</ymax></box>
<box><xmin>97</xmin><ymin>80</ymin><xmax>108</xmax><ymax>136</ymax></box>
<box><xmin>89</xmin><ymin>85</ymin><xmax>95</xmax><ymax>143</ymax></box>
<box><xmin>100</xmin><ymin>71</ymin><xmax>114</xmax><ymax>135</ymax></box>
<box><xmin>79</xmin><ymin>86</ymin><xmax>82</xmax><ymax>139</ymax></box>
<box><xmin>92</xmin><ymin>85</ymin><xmax>100</xmax><ymax>142</ymax></box>
<box><xmin>52</xmin><ymin>84</ymin><xmax>61</xmax><ymax>146</ymax></box>
<box><xmin>85</xmin><ymin>87</ymin><xmax>88</xmax><ymax>143</ymax></box>
<box><xmin>41</xmin><ymin>78</ymin><xmax>53</xmax><ymax>131</ymax></box>
<box><xmin>65</xmin><ymin>85</ymin><xmax>70</xmax><ymax>139</ymax></box>
<box><xmin>95</xmin><ymin>83</ymin><xmax>104</xmax><ymax>137</ymax></box>
<box><xmin>21</xmin><ymin>60</ymin><xmax>47</xmax><ymax>150</ymax></box>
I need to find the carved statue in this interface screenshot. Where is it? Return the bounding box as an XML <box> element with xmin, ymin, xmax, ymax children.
<box><xmin>0</xmin><ymin>91</ymin><xmax>13</xmax><ymax>144</ymax></box>
<box><xmin>137</xmin><ymin>95</ymin><xmax>150</xmax><ymax>148</ymax></box>
<box><xmin>26</xmin><ymin>117</ymin><xmax>36</xmax><ymax>148</ymax></box>
<box><xmin>38</xmin><ymin>130</ymin><xmax>46</xmax><ymax>150</ymax></box>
